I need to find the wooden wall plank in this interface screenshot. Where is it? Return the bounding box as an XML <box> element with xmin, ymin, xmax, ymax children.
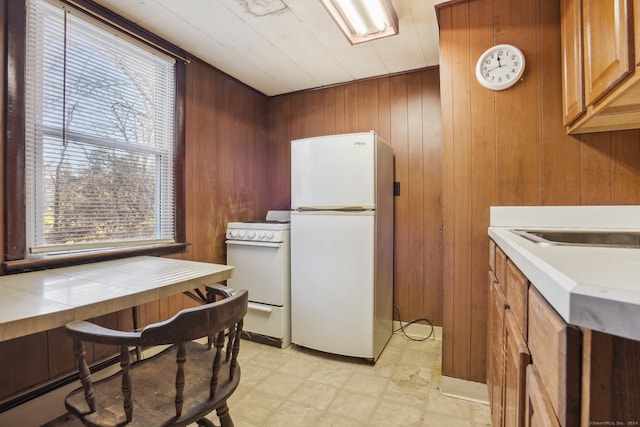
<box><xmin>323</xmin><ymin>87</ymin><xmax>337</xmax><ymax>135</ymax></box>
<box><xmin>580</xmin><ymin>134</ymin><xmax>612</xmax><ymax>204</ymax></box>
<box><xmin>421</xmin><ymin>68</ymin><xmax>444</xmax><ymax>333</ymax></box>
<box><xmin>378</xmin><ymin>78</ymin><xmax>392</xmax><ymax>142</ymax></box>
<box><xmin>358</xmin><ymin>79</ymin><xmax>380</xmax><ymax>132</ymax></box>
<box><xmin>0</xmin><ymin>333</ymin><xmax>48</xmax><ymax>400</ymax></box>
<box><xmin>438</xmin><ymin>3</ymin><xmax>455</xmax><ymax>376</ymax></box>
<box><xmin>468</xmin><ymin>0</ymin><xmax>495</xmax><ymax>381</ymax></box>
<box><xmin>450</xmin><ymin>0</ymin><xmax>473</xmax><ymax>379</ymax></box>
<box><xmin>612</xmin><ymin>130</ymin><xmax>640</xmax><ymax>203</ymax></box>
<box><xmin>494</xmin><ymin>0</ymin><xmax>543</xmax><ymax>206</ymax></box>
<box><xmin>541</xmin><ymin>0</ymin><xmax>581</xmax><ymax>205</ymax></box>
<box><xmin>407</xmin><ymin>73</ymin><xmax>425</xmax><ymax>321</ymax></box>
<box><xmin>389</xmin><ymin>75</ymin><xmax>410</xmax><ymax>323</ymax></box>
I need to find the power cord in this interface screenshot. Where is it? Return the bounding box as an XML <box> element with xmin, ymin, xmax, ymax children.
<box><xmin>393</xmin><ymin>305</ymin><xmax>434</xmax><ymax>341</ymax></box>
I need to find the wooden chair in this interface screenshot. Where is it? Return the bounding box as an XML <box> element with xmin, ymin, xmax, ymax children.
<box><xmin>64</xmin><ymin>285</ymin><xmax>248</xmax><ymax>427</ymax></box>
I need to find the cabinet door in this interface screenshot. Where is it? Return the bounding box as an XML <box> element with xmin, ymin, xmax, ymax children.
<box><xmin>561</xmin><ymin>0</ymin><xmax>585</xmax><ymax>126</ymax></box>
<box><xmin>504</xmin><ymin>309</ymin><xmax>531</xmax><ymax>427</ymax></box>
<box><xmin>582</xmin><ymin>0</ymin><xmax>633</xmax><ymax>106</ymax></box>
<box><xmin>525</xmin><ymin>365</ymin><xmax>561</xmax><ymax>427</ymax></box>
<box><xmin>488</xmin><ymin>280</ymin><xmax>507</xmax><ymax>427</ymax></box>
<box><xmin>506</xmin><ymin>261</ymin><xmax>528</xmax><ymax>339</ymax></box>
<box><xmin>487</xmin><ymin>271</ymin><xmax>496</xmax><ymax>402</ymax></box>
<box><xmin>527</xmin><ymin>287</ymin><xmax>581</xmax><ymax>427</ymax></box>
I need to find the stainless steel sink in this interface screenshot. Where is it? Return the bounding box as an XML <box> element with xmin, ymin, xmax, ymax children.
<box><xmin>511</xmin><ymin>229</ymin><xmax>640</xmax><ymax>248</ymax></box>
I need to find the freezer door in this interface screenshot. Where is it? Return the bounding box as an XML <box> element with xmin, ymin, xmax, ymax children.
<box><xmin>291</xmin><ymin>133</ymin><xmax>376</xmax><ymax>209</ymax></box>
<box><xmin>291</xmin><ymin>211</ymin><xmax>375</xmax><ymax>358</ymax></box>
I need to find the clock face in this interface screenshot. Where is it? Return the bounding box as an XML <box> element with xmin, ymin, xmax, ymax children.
<box><xmin>475</xmin><ymin>44</ymin><xmax>525</xmax><ymax>90</ymax></box>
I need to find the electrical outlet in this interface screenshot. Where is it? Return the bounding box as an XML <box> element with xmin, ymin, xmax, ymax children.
<box><xmin>394</xmin><ymin>181</ymin><xmax>400</xmax><ymax>196</ymax></box>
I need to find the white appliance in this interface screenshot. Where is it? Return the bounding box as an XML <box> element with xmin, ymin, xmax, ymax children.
<box><xmin>290</xmin><ymin>131</ymin><xmax>394</xmax><ymax>362</ymax></box>
<box><xmin>226</xmin><ymin>211</ymin><xmax>291</xmax><ymax>348</ymax></box>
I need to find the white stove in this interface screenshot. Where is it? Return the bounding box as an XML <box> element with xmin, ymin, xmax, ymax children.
<box><xmin>225</xmin><ymin>211</ymin><xmax>291</xmax><ymax>348</ymax></box>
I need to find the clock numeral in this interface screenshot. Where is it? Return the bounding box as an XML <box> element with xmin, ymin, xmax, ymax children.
<box><xmin>506</xmin><ymin>74</ymin><xmax>511</xmax><ymax>80</ymax></box>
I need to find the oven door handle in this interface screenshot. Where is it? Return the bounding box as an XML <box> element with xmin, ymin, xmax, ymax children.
<box><xmin>247</xmin><ymin>302</ymin><xmax>273</xmax><ymax>313</ymax></box>
<box><xmin>225</xmin><ymin>240</ymin><xmax>282</xmax><ymax>248</ymax></box>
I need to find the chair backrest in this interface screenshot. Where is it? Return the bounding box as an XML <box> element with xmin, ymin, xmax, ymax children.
<box><xmin>65</xmin><ymin>287</ymin><xmax>248</xmax><ymax>426</ymax></box>
<box><xmin>138</xmin><ymin>288</ymin><xmax>248</xmax><ymax>345</ymax></box>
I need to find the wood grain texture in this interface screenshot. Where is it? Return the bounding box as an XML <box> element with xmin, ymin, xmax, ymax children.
<box><xmin>526</xmin><ymin>364</ymin><xmax>561</xmax><ymax>427</ymax></box>
<box><xmin>504</xmin><ymin>309</ymin><xmax>531</xmax><ymax>427</ymax></box>
<box><xmin>0</xmin><ymin>57</ymin><xmax>270</xmax><ymax>400</ymax></box>
<box><xmin>527</xmin><ymin>286</ymin><xmax>581</xmax><ymax>427</ymax></box>
<box><xmin>267</xmin><ymin>69</ymin><xmax>444</xmax><ymax>328</ymax></box>
<box><xmin>582</xmin><ymin>330</ymin><xmax>640</xmax><ymax>424</ymax></box>
<box><xmin>439</xmin><ymin>0</ymin><xmax>640</xmax><ymax>383</ymax></box>
<box><xmin>582</xmin><ymin>0</ymin><xmax>633</xmax><ymax>106</ymax></box>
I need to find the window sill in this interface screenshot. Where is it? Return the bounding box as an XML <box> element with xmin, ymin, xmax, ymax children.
<box><xmin>3</xmin><ymin>242</ymin><xmax>190</xmax><ymax>274</ymax></box>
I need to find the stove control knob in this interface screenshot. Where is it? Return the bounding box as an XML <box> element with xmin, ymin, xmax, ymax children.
<box><xmin>247</xmin><ymin>231</ymin><xmax>256</xmax><ymax>239</ymax></box>
<box><xmin>238</xmin><ymin>230</ymin><xmax>246</xmax><ymax>239</ymax></box>
<box><xmin>258</xmin><ymin>231</ymin><xmax>266</xmax><ymax>239</ymax></box>
<box><xmin>228</xmin><ymin>230</ymin><xmax>237</xmax><ymax>238</ymax></box>
<box><xmin>266</xmin><ymin>232</ymin><xmax>275</xmax><ymax>240</ymax></box>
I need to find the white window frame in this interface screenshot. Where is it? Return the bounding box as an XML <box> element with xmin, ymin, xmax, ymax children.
<box><xmin>23</xmin><ymin>0</ymin><xmax>177</xmax><ymax>257</ymax></box>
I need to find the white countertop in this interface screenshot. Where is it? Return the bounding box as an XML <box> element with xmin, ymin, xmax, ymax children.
<box><xmin>489</xmin><ymin>206</ymin><xmax>640</xmax><ymax>341</ymax></box>
<box><xmin>0</xmin><ymin>256</ymin><xmax>234</xmax><ymax>342</ymax></box>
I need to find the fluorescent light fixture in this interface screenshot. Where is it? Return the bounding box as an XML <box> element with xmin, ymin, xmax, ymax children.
<box><xmin>320</xmin><ymin>0</ymin><xmax>399</xmax><ymax>45</ymax></box>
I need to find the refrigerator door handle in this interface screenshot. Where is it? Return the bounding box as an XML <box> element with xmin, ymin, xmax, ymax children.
<box><xmin>295</xmin><ymin>206</ymin><xmax>370</xmax><ymax>213</ymax></box>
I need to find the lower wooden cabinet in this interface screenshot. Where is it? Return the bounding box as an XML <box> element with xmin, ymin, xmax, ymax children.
<box><xmin>489</xmin><ymin>238</ymin><xmax>640</xmax><ymax>426</ymax></box>
<box><xmin>488</xmin><ymin>239</ymin><xmax>580</xmax><ymax>427</ymax></box>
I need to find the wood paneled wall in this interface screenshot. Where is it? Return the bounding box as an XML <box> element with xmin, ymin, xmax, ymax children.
<box><xmin>0</xmin><ymin>57</ymin><xmax>271</xmax><ymax>401</ymax></box>
<box><xmin>438</xmin><ymin>0</ymin><xmax>640</xmax><ymax>383</ymax></box>
<box><xmin>267</xmin><ymin>68</ymin><xmax>443</xmax><ymax>326</ymax></box>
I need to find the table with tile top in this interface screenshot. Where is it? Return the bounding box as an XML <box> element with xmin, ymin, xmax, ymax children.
<box><xmin>0</xmin><ymin>256</ymin><xmax>234</xmax><ymax>342</ymax></box>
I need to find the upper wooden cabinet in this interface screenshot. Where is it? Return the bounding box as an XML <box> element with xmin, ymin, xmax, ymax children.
<box><xmin>561</xmin><ymin>0</ymin><xmax>640</xmax><ymax>133</ymax></box>
<box><xmin>582</xmin><ymin>0</ymin><xmax>633</xmax><ymax>106</ymax></box>
<box><xmin>561</xmin><ymin>0</ymin><xmax>585</xmax><ymax>126</ymax></box>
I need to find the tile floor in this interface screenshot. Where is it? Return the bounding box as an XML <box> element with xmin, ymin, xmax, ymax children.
<box><xmin>46</xmin><ymin>332</ymin><xmax>491</xmax><ymax>426</ymax></box>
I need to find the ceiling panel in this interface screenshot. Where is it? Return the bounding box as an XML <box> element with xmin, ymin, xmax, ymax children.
<box><xmin>91</xmin><ymin>0</ymin><xmax>445</xmax><ymax>96</ymax></box>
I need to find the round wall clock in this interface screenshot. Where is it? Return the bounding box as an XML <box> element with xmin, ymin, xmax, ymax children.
<box><xmin>475</xmin><ymin>44</ymin><xmax>526</xmax><ymax>91</ymax></box>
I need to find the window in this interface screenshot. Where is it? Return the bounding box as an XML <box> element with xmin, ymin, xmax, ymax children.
<box><xmin>19</xmin><ymin>0</ymin><xmax>180</xmax><ymax>258</ymax></box>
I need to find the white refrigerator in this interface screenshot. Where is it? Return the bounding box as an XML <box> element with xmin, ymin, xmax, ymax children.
<box><xmin>290</xmin><ymin>131</ymin><xmax>394</xmax><ymax>362</ymax></box>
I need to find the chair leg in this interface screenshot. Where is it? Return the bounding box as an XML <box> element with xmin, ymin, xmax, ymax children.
<box><xmin>215</xmin><ymin>402</ymin><xmax>234</xmax><ymax>427</ymax></box>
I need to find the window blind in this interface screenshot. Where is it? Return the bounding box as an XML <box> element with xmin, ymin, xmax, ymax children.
<box><xmin>25</xmin><ymin>0</ymin><xmax>176</xmax><ymax>255</ymax></box>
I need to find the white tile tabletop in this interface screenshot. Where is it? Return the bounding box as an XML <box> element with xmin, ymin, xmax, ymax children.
<box><xmin>0</xmin><ymin>256</ymin><xmax>234</xmax><ymax>342</ymax></box>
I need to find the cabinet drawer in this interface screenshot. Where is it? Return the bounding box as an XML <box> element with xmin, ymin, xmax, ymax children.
<box><xmin>527</xmin><ymin>287</ymin><xmax>581</xmax><ymax>427</ymax></box>
<box><xmin>506</xmin><ymin>260</ymin><xmax>528</xmax><ymax>338</ymax></box>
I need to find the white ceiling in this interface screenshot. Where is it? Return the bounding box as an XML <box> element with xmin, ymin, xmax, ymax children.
<box><xmin>91</xmin><ymin>0</ymin><xmax>444</xmax><ymax>96</ymax></box>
